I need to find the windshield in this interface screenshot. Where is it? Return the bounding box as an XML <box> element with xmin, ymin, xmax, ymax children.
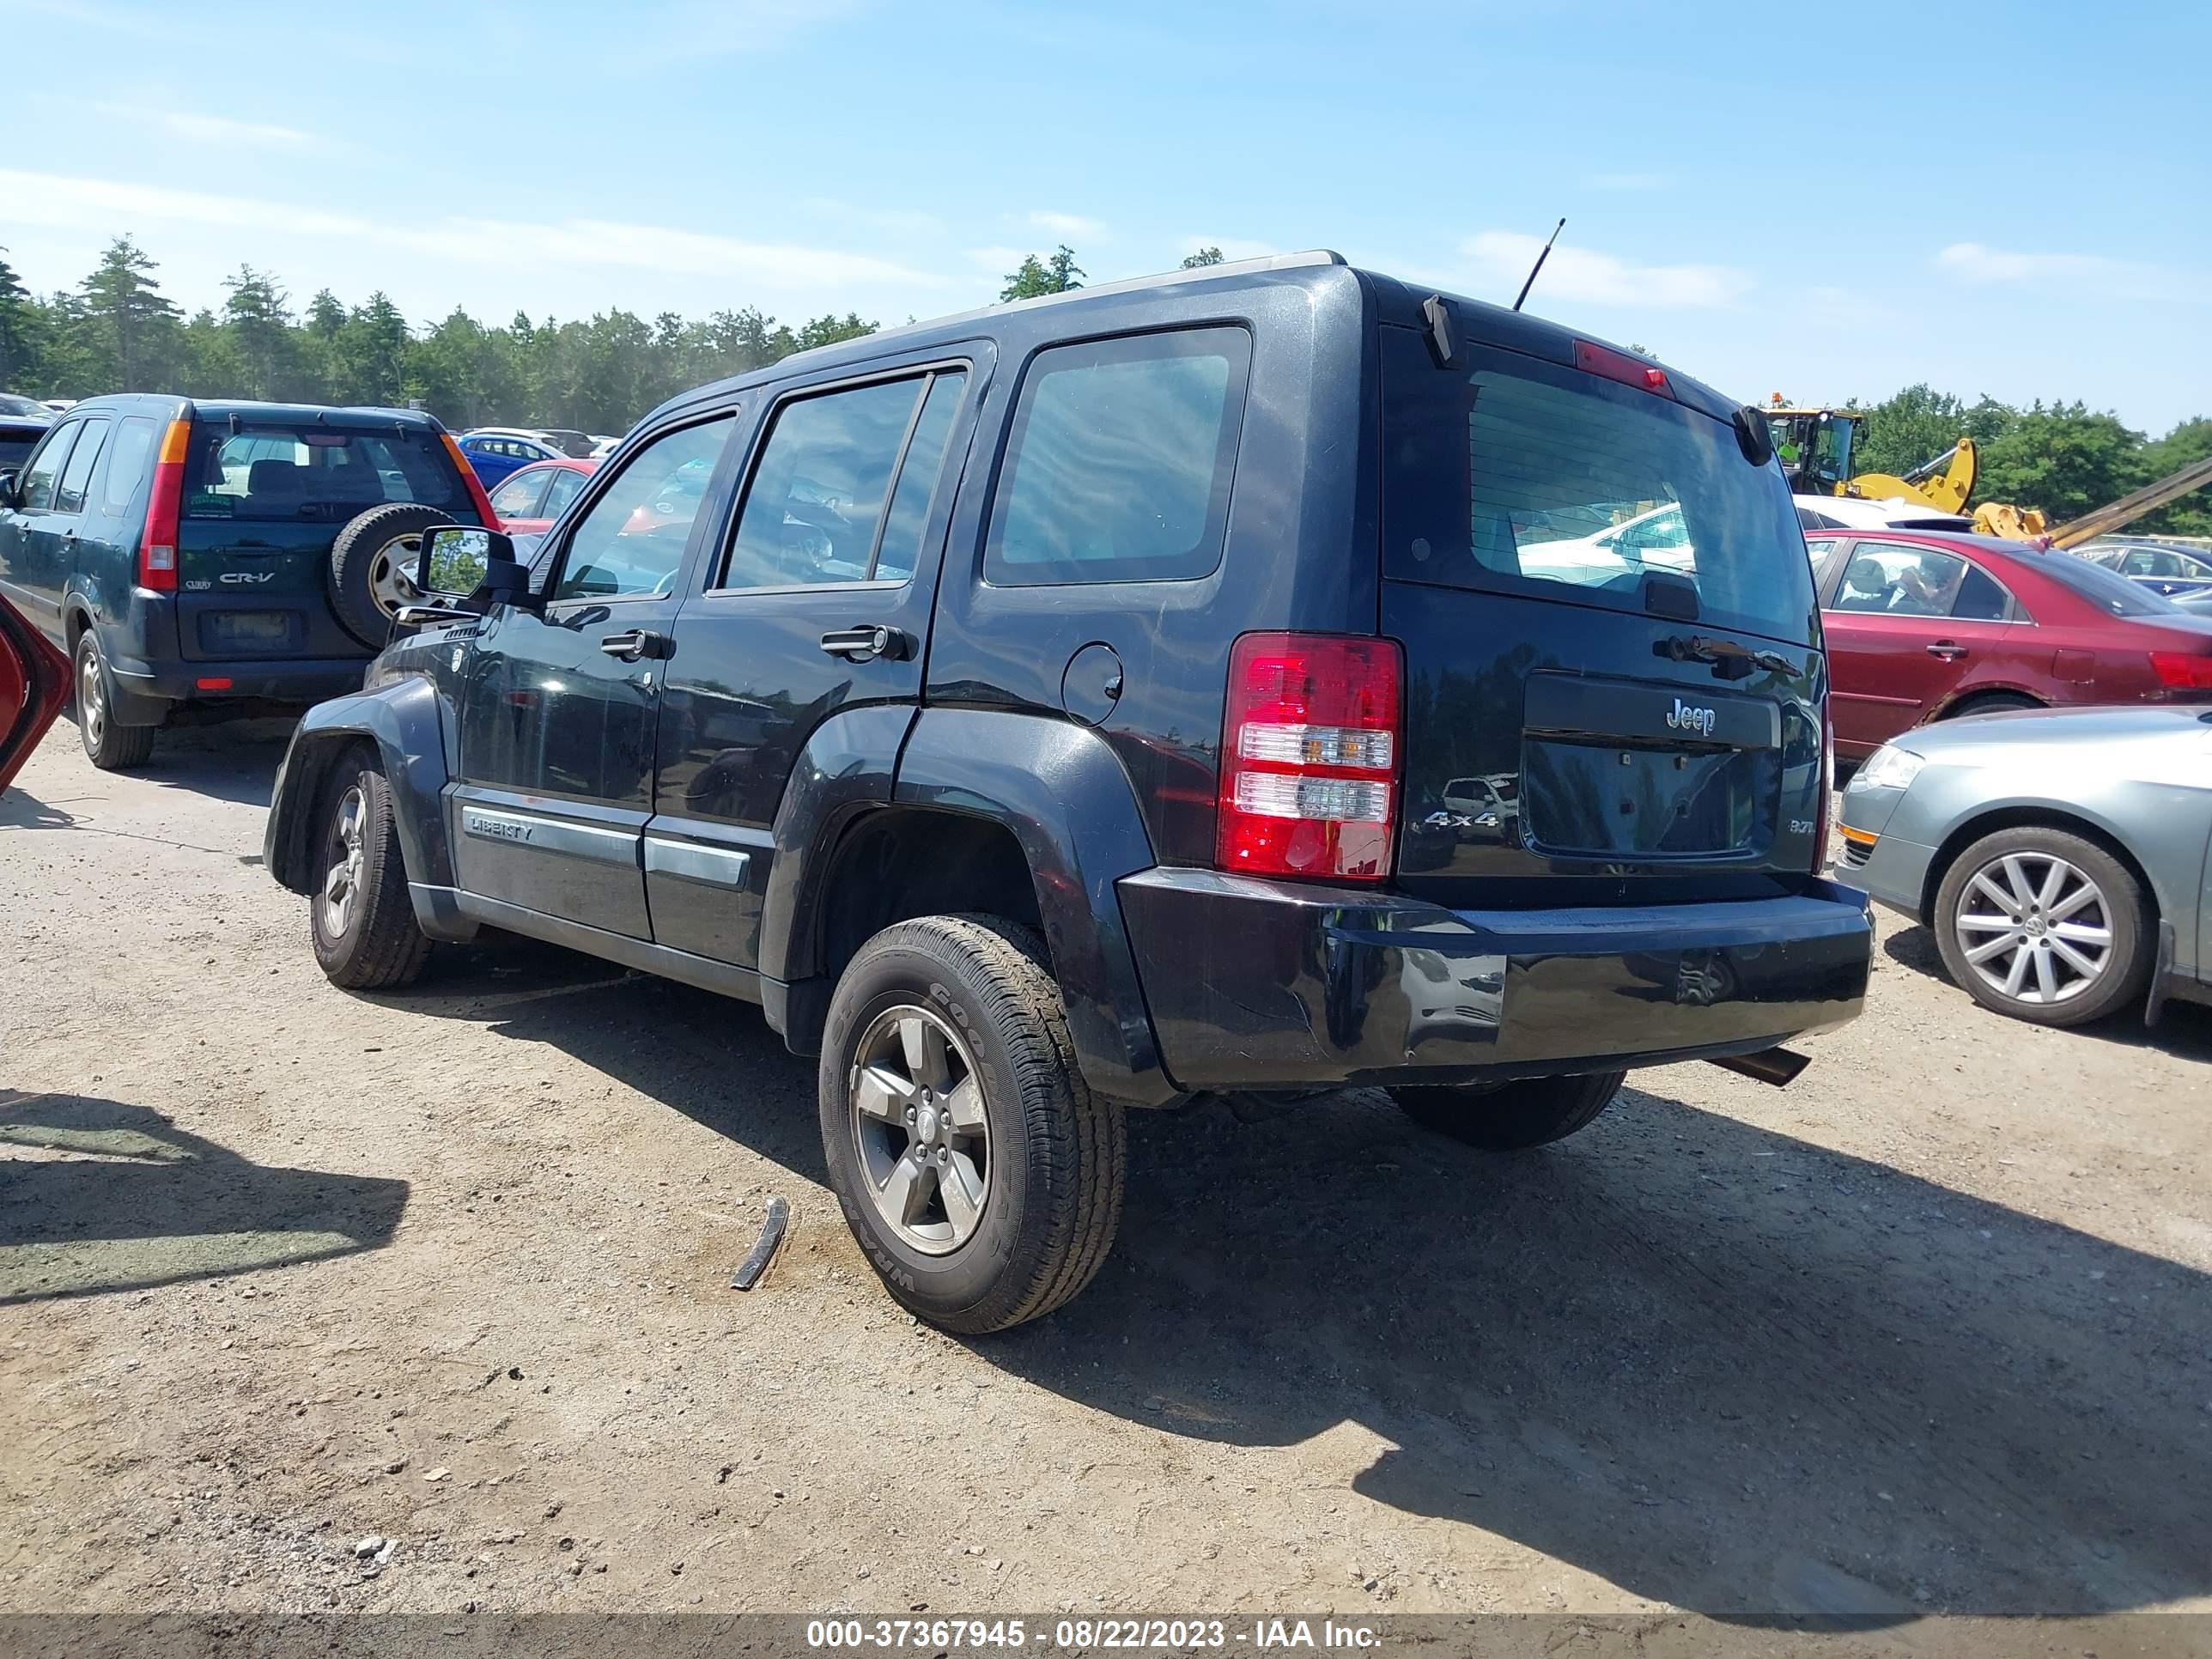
<box><xmin>1384</xmin><ymin>334</ymin><xmax>1818</xmax><ymax>644</ymax></box>
<box><xmin>2039</xmin><ymin>550</ymin><xmax>2183</xmax><ymax>617</ymax></box>
<box><xmin>180</xmin><ymin>422</ymin><xmax>469</xmax><ymax>523</ymax></box>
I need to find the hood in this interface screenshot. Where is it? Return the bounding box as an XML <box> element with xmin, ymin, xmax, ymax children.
<box><xmin>1892</xmin><ymin>703</ymin><xmax>2212</xmax><ymax>758</ymax></box>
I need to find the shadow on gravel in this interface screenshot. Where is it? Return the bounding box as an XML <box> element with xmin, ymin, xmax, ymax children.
<box><xmin>0</xmin><ymin>1090</ymin><xmax>408</xmax><ymax>1303</ymax></box>
<box><xmin>129</xmin><ymin>718</ymin><xmax>298</xmax><ymax>810</ymax></box>
<box><xmin>366</xmin><ymin>939</ymin><xmax>2210</xmax><ymax>1620</ymax></box>
<box><xmin>1881</xmin><ymin>924</ymin><xmax>2212</xmax><ymax>1060</ymax></box>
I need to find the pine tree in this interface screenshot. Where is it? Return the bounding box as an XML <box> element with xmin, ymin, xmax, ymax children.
<box><xmin>81</xmin><ymin>235</ymin><xmax>182</xmax><ymax>391</ymax></box>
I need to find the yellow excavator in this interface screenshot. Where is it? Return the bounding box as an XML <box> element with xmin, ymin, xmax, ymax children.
<box><xmin>1763</xmin><ymin>399</ymin><xmax>2021</xmax><ymax>529</ymax></box>
<box><xmin>1765</xmin><ymin>397</ymin><xmax>2212</xmax><ymax>546</ymax></box>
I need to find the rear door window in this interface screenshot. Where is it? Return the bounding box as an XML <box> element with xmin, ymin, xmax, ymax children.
<box><xmin>54</xmin><ymin>417</ymin><xmax>110</xmax><ymax>514</ymax></box>
<box><xmin>721</xmin><ymin>368</ymin><xmax>966</xmax><ymax>591</ymax></box>
<box><xmin>100</xmin><ymin>416</ymin><xmax>159</xmax><ymax>515</ymax></box>
<box><xmin>985</xmin><ymin>326</ymin><xmax>1250</xmax><ymax>586</ymax></box>
<box><xmin>489</xmin><ymin>468</ymin><xmax>553</xmax><ymax>520</ymax></box>
<box><xmin>1382</xmin><ymin>331</ymin><xmax>1818</xmax><ymax>644</ymax></box>
<box><xmin>542</xmin><ymin>468</ymin><xmax>589</xmax><ymax>521</ymax></box>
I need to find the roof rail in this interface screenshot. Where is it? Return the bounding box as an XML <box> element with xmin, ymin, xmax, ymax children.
<box><xmin>777</xmin><ymin>249</ymin><xmax>1347</xmax><ymax>368</ymax></box>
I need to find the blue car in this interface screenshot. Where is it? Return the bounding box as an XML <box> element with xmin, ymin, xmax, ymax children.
<box><xmin>455</xmin><ymin>429</ymin><xmax>568</xmax><ymax>490</ymax></box>
<box><xmin>2078</xmin><ymin>540</ymin><xmax>2212</xmax><ymax>599</ymax></box>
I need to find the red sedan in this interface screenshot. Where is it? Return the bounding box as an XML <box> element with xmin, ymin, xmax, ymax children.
<box><xmin>1808</xmin><ymin>529</ymin><xmax>2212</xmax><ymax>759</ymax></box>
<box><xmin>485</xmin><ymin>457</ymin><xmax>598</xmax><ymax>536</ymax></box>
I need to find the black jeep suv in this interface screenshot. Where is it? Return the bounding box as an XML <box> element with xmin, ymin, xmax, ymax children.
<box><xmin>263</xmin><ymin>252</ymin><xmax>1871</xmax><ymax>1331</ymax></box>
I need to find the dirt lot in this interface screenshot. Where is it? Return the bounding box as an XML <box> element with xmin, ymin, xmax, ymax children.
<box><xmin>3</xmin><ymin>718</ymin><xmax>2209</xmax><ymax>1625</ymax></box>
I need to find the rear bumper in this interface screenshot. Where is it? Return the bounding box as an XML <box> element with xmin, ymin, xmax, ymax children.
<box><xmin>1116</xmin><ymin>869</ymin><xmax>1872</xmax><ymax>1091</ymax></box>
<box><xmin>111</xmin><ymin>651</ymin><xmax>372</xmax><ymax>709</ymax></box>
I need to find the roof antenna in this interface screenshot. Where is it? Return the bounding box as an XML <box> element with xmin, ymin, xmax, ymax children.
<box><xmin>1511</xmin><ymin>218</ymin><xmax>1565</xmax><ymax>313</ymax></box>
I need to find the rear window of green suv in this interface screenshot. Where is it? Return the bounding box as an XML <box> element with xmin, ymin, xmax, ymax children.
<box><xmin>181</xmin><ymin>422</ymin><xmax>469</xmax><ymax>522</ymax></box>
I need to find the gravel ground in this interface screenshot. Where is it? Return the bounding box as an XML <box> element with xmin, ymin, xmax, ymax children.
<box><xmin>3</xmin><ymin>718</ymin><xmax>2209</xmax><ymax>1625</ymax></box>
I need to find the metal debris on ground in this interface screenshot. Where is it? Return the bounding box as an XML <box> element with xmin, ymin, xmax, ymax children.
<box><xmin>730</xmin><ymin>1196</ymin><xmax>791</xmax><ymax>1291</ymax></box>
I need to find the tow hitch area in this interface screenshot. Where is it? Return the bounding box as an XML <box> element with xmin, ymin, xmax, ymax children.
<box><xmin>1706</xmin><ymin>1046</ymin><xmax>1812</xmax><ymax>1087</ymax></box>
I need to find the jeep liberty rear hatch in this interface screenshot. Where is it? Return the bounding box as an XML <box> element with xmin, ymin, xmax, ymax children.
<box><xmin>1380</xmin><ymin>315</ymin><xmax>1826</xmax><ymax>906</ymax></box>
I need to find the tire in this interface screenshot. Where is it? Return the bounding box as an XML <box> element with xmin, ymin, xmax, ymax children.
<box><xmin>1389</xmin><ymin>1070</ymin><xmax>1626</xmax><ymax>1152</ymax></box>
<box><xmin>308</xmin><ymin>745</ymin><xmax>432</xmax><ymax>990</ymax></box>
<box><xmin>73</xmin><ymin>631</ymin><xmax>155</xmax><ymax>771</ymax></box>
<box><xmin>328</xmin><ymin>502</ymin><xmax>449</xmax><ymax>647</ymax></box>
<box><xmin>1932</xmin><ymin>825</ymin><xmax>2148</xmax><ymax>1026</ymax></box>
<box><xmin>1942</xmin><ymin>691</ymin><xmax>2041</xmax><ymax>720</ymax></box>
<box><xmin>818</xmin><ymin>915</ymin><xmax>1125</xmax><ymax>1334</ymax></box>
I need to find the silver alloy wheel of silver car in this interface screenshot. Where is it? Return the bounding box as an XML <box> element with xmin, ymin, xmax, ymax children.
<box><xmin>366</xmin><ymin>534</ymin><xmax>425</xmax><ymax>619</ymax></box>
<box><xmin>1951</xmin><ymin>850</ymin><xmax>2113</xmax><ymax>1005</ymax></box>
<box><xmin>320</xmin><ymin>785</ymin><xmax>368</xmax><ymax>939</ymax></box>
<box><xmin>78</xmin><ymin>646</ymin><xmax>106</xmax><ymax>752</ymax></box>
<box><xmin>848</xmin><ymin>1004</ymin><xmax>991</xmax><ymax>1256</ymax></box>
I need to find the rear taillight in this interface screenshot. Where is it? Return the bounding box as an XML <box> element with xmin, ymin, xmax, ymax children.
<box><xmin>137</xmin><ymin>417</ymin><xmax>190</xmax><ymax>592</ymax></box>
<box><xmin>441</xmin><ymin>431</ymin><xmax>501</xmax><ymax>528</ymax></box>
<box><xmin>2149</xmin><ymin>651</ymin><xmax>2212</xmax><ymax>690</ymax></box>
<box><xmin>1216</xmin><ymin>632</ymin><xmax>1403</xmax><ymax>882</ymax></box>
<box><xmin>1812</xmin><ymin>703</ymin><xmax>1836</xmax><ymax>872</ymax></box>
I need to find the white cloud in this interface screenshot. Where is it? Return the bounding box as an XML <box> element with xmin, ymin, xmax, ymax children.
<box><xmin>0</xmin><ymin>169</ymin><xmax>948</xmax><ymax>291</ymax></box>
<box><xmin>1584</xmin><ymin>171</ymin><xmax>1673</xmax><ymax>191</ymax></box>
<box><xmin>1459</xmin><ymin>229</ymin><xmax>1751</xmax><ymax>308</ymax></box>
<box><xmin>801</xmin><ymin>197</ymin><xmax>945</xmax><ymax>239</ymax></box>
<box><xmin>1935</xmin><ymin>241</ymin><xmax>2200</xmax><ymax>302</ymax></box>
<box><xmin>94</xmin><ymin>104</ymin><xmax>326</xmax><ymax>150</ymax></box>
<box><xmin>965</xmin><ymin>245</ymin><xmax>1029</xmax><ymax>272</ymax></box>
<box><xmin>1025</xmin><ymin>210</ymin><xmax>1107</xmax><ymax>240</ymax></box>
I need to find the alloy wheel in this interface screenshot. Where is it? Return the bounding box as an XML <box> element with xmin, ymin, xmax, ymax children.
<box><xmin>848</xmin><ymin>1004</ymin><xmax>991</xmax><ymax>1255</ymax></box>
<box><xmin>78</xmin><ymin>647</ymin><xmax>106</xmax><ymax>751</ymax></box>
<box><xmin>367</xmin><ymin>534</ymin><xmax>425</xmax><ymax>618</ymax></box>
<box><xmin>1952</xmin><ymin>850</ymin><xmax>2113</xmax><ymax>1006</ymax></box>
<box><xmin>320</xmin><ymin>785</ymin><xmax>368</xmax><ymax>939</ymax></box>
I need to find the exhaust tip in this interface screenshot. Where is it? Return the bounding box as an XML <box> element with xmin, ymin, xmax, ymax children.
<box><xmin>1707</xmin><ymin>1046</ymin><xmax>1812</xmax><ymax>1088</ymax></box>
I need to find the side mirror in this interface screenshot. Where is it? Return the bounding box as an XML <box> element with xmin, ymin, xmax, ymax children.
<box><xmin>0</xmin><ymin>470</ymin><xmax>18</xmax><ymax>510</ymax></box>
<box><xmin>413</xmin><ymin>523</ymin><xmax>515</xmax><ymax>601</ymax></box>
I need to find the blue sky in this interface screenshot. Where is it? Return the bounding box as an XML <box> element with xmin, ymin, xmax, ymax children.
<box><xmin>5</xmin><ymin>0</ymin><xmax>2208</xmax><ymax>433</ymax></box>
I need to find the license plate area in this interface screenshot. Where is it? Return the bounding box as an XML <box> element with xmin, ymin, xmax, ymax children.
<box><xmin>198</xmin><ymin>610</ymin><xmax>302</xmax><ymax>654</ymax></box>
<box><xmin>1522</xmin><ymin>673</ymin><xmax>1779</xmax><ymax>860</ymax></box>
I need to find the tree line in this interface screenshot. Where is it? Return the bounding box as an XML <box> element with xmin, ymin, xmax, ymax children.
<box><xmin>3</xmin><ymin>235</ymin><xmax>2201</xmax><ymax>533</ymax></box>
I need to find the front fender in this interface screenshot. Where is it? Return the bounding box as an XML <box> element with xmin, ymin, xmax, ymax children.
<box><xmin>264</xmin><ymin>678</ymin><xmax>459</xmax><ymax>921</ymax></box>
<box><xmin>890</xmin><ymin>708</ymin><xmax>1175</xmax><ymax>1107</ymax></box>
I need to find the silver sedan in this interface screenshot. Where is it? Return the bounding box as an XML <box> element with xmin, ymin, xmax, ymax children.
<box><xmin>1837</xmin><ymin>705</ymin><xmax>2212</xmax><ymax>1027</ymax></box>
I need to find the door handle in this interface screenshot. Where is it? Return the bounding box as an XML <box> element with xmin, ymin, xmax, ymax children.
<box><xmin>1925</xmin><ymin>641</ymin><xmax>1967</xmax><ymax>660</ymax></box>
<box><xmin>600</xmin><ymin>629</ymin><xmax>673</xmax><ymax>662</ymax></box>
<box><xmin>819</xmin><ymin>624</ymin><xmax>915</xmax><ymax>664</ymax></box>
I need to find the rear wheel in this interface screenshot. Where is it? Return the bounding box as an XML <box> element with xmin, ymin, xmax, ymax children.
<box><xmin>1942</xmin><ymin>691</ymin><xmax>2041</xmax><ymax>720</ymax></box>
<box><xmin>1389</xmin><ymin>1070</ymin><xmax>1626</xmax><ymax>1151</ymax></box>
<box><xmin>309</xmin><ymin>747</ymin><xmax>431</xmax><ymax>989</ymax></box>
<box><xmin>1932</xmin><ymin>826</ymin><xmax>2148</xmax><ymax>1025</ymax></box>
<box><xmin>73</xmin><ymin>631</ymin><xmax>155</xmax><ymax>771</ymax></box>
<box><xmin>328</xmin><ymin>502</ymin><xmax>449</xmax><ymax>647</ymax></box>
<box><xmin>818</xmin><ymin>915</ymin><xmax>1124</xmax><ymax>1334</ymax></box>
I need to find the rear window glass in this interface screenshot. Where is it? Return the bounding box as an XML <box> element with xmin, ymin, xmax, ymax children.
<box><xmin>1382</xmin><ymin>331</ymin><xmax>1818</xmax><ymax>645</ymax></box>
<box><xmin>985</xmin><ymin>326</ymin><xmax>1250</xmax><ymax>586</ymax></box>
<box><xmin>180</xmin><ymin>422</ymin><xmax>469</xmax><ymax>522</ymax></box>
<box><xmin>101</xmin><ymin>416</ymin><xmax>158</xmax><ymax>513</ymax></box>
<box><xmin>2037</xmin><ymin>549</ymin><xmax>2180</xmax><ymax>617</ymax></box>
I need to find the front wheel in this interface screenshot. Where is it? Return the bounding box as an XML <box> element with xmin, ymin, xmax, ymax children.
<box><xmin>1389</xmin><ymin>1070</ymin><xmax>1626</xmax><ymax>1151</ymax></box>
<box><xmin>818</xmin><ymin>915</ymin><xmax>1125</xmax><ymax>1334</ymax></box>
<box><xmin>1932</xmin><ymin>826</ymin><xmax>2148</xmax><ymax>1025</ymax></box>
<box><xmin>308</xmin><ymin>747</ymin><xmax>432</xmax><ymax>990</ymax></box>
